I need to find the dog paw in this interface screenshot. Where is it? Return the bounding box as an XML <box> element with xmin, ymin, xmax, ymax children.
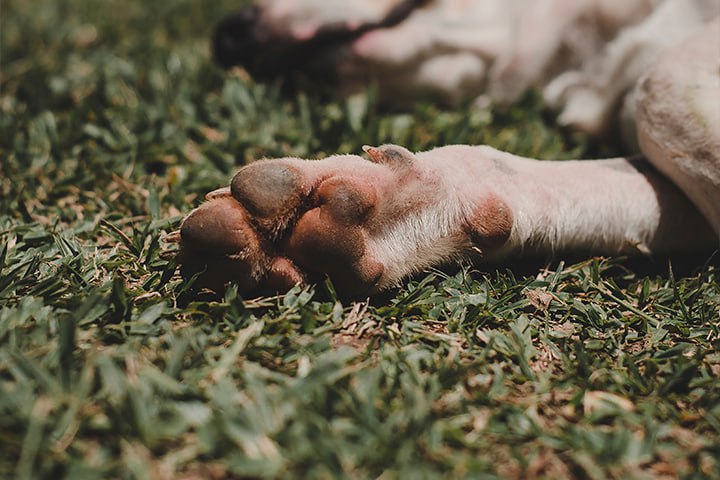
<box><xmin>178</xmin><ymin>149</ymin><xmax>391</xmax><ymax>296</ymax></box>
<box><xmin>177</xmin><ymin>145</ymin><xmax>514</xmax><ymax>296</ymax></box>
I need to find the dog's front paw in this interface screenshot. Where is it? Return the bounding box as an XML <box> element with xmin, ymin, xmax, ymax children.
<box><xmin>177</xmin><ymin>145</ymin><xmax>515</xmax><ymax>297</ymax></box>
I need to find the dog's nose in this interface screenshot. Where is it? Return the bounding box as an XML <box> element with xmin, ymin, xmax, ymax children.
<box><xmin>212</xmin><ymin>1</ymin><xmax>430</xmax><ymax>82</ymax></box>
<box><xmin>213</xmin><ymin>5</ymin><xmax>308</xmax><ymax>80</ymax></box>
<box><xmin>212</xmin><ymin>5</ymin><xmax>263</xmax><ymax>70</ymax></box>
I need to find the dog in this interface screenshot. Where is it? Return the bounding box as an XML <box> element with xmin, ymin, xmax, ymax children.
<box><xmin>176</xmin><ymin>1</ymin><xmax>720</xmax><ymax>297</ymax></box>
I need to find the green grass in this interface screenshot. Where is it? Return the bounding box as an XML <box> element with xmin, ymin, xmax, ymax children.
<box><xmin>1</xmin><ymin>0</ymin><xmax>719</xmax><ymax>478</ymax></box>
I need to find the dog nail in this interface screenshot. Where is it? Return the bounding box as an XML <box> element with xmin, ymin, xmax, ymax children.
<box><xmin>163</xmin><ymin>230</ymin><xmax>181</xmax><ymax>243</ymax></box>
<box><xmin>362</xmin><ymin>144</ymin><xmax>415</xmax><ymax>167</ymax></box>
<box><xmin>206</xmin><ymin>186</ymin><xmax>231</xmax><ymax>199</ymax></box>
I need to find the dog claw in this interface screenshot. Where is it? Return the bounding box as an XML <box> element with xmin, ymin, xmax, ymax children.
<box><xmin>206</xmin><ymin>186</ymin><xmax>231</xmax><ymax>199</ymax></box>
<box><xmin>163</xmin><ymin>230</ymin><xmax>181</xmax><ymax>243</ymax></box>
<box><xmin>363</xmin><ymin>144</ymin><xmax>415</xmax><ymax>167</ymax></box>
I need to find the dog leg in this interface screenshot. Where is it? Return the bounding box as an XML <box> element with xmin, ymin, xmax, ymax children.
<box><xmin>636</xmin><ymin>18</ymin><xmax>720</xmax><ymax>236</ymax></box>
<box><xmin>543</xmin><ymin>0</ymin><xmax>716</xmax><ymax>139</ymax></box>
<box><xmin>177</xmin><ymin>144</ymin><xmax>716</xmax><ymax>296</ymax></box>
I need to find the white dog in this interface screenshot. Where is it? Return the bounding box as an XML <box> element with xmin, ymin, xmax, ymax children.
<box><xmin>177</xmin><ymin>1</ymin><xmax>720</xmax><ymax>296</ymax></box>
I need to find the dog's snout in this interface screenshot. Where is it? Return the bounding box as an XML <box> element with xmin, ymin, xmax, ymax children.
<box><xmin>212</xmin><ymin>5</ymin><xmax>262</xmax><ymax>69</ymax></box>
<box><xmin>212</xmin><ymin>5</ymin><xmax>307</xmax><ymax>80</ymax></box>
<box><xmin>211</xmin><ymin>0</ymin><xmax>431</xmax><ymax>83</ymax></box>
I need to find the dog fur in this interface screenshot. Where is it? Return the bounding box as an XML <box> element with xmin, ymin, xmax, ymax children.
<box><xmin>177</xmin><ymin>1</ymin><xmax>720</xmax><ymax>296</ymax></box>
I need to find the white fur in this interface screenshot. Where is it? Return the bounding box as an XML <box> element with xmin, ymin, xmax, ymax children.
<box><xmin>544</xmin><ymin>0</ymin><xmax>719</xmax><ymax>140</ymax></box>
<box><xmin>636</xmin><ymin>18</ymin><xmax>720</xmax><ymax>234</ymax></box>
<box><xmin>367</xmin><ymin>196</ymin><xmax>469</xmax><ymax>288</ymax></box>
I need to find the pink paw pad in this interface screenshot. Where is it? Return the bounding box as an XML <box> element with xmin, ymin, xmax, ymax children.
<box><xmin>231</xmin><ymin>161</ymin><xmax>307</xmax><ymax>238</ymax></box>
<box><xmin>286</xmin><ymin>178</ymin><xmax>384</xmax><ymax>294</ymax></box>
<box><xmin>464</xmin><ymin>193</ymin><xmax>513</xmax><ymax>251</ymax></box>
<box><xmin>178</xmin><ymin>157</ymin><xmax>386</xmax><ymax>295</ymax></box>
<box><xmin>178</xmin><ymin>197</ymin><xmax>268</xmax><ymax>292</ymax></box>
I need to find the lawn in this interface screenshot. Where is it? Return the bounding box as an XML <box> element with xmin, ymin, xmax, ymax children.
<box><xmin>1</xmin><ymin>0</ymin><xmax>719</xmax><ymax>478</ymax></box>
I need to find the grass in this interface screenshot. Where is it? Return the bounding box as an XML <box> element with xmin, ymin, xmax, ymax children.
<box><xmin>1</xmin><ymin>0</ymin><xmax>719</xmax><ymax>478</ymax></box>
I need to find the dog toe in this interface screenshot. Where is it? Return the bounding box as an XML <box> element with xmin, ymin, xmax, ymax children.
<box><xmin>285</xmin><ymin>207</ymin><xmax>384</xmax><ymax>295</ymax></box>
<box><xmin>178</xmin><ymin>160</ymin><xmax>388</xmax><ymax>295</ymax></box>
<box><xmin>316</xmin><ymin>177</ymin><xmax>376</xmax><ymax>225</ymax></box>
<box><xmin>263</xmin><ymin>257</ymin><xmax>306</xmax><ymax>292</ymax></box>
<box><xmin>179</xmin><ymin>197</ymin><xmax>268</xmax><ymax>291</ymax></box>
<box><xmin>231</xmin><ymin>161</ymin><xmax>307</xmax><ymax>237</ymax></box>
<box><xmin>286</xmin><ymin>208</ymin><xmax>366</xmax><ymax>266</ymax></box>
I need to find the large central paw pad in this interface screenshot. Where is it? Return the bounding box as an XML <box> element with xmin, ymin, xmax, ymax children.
<box><xmin>178</xmin><ymin>156</ymin><xmax>386</xmax><ymax>296</ymax></box>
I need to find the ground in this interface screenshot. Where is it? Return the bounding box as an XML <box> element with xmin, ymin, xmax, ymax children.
<box><xmin>1</xmin><ymin>0</ymin><xmax>719</xmax><ymax>478</ymax></box>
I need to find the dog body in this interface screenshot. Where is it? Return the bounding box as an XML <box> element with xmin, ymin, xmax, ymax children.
<box><xmin>179</xmin><ymin>3</ymin><xmax>720</xmax><ymax>295</ymax></box>
<box><xmin>215</xmin><ymin>0</ymin><xmax>717</xmax><ymax>136</ymax></box>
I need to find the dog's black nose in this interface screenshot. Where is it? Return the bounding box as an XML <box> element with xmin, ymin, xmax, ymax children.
<box><xmin>212</xmin><ymin>5</ymin><xmax>306</xmax><ymax>80</ymax></box>
<box><xmin>212</xmin><ymin>1</ymin><xmax>429</xmax><ymax>82</ymax></box>
<box><xmin>212</xmin><ymin>6</ymin><xmax>262</xmax><ymax>70</ymax></box>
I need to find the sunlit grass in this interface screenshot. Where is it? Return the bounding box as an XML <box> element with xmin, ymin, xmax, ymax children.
<box><xmin>1</xmin><ymin>1</ymin><xmax>718</xmax><ymax>478</ymax></box>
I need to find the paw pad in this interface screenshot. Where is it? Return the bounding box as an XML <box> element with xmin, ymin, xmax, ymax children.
<box><xmin>231</xmin><ymin>161</ymin><xmax>305</xmax><ymax>237</ymax></box>
<box><xmin>178</xmin><ymin>155</ymin><xmax>388</xmax><ymax>296</ymax></box>
<box><xmin>179</xmin><ymin>197</ymin><xmax>268</xmax><ymax>292</ymax></box>
<box><xmin>316</xmin><ymin>177</ymin><xmax>376</xmax><ymax>225</ymax></box>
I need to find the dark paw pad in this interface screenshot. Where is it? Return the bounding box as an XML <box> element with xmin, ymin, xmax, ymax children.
<box><xmin>231</xmin><ymin>161</ymin><xmax>305</xmax><ymax>237</ymax></box>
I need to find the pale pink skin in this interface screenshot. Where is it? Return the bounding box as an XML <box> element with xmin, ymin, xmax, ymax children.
<box><xmin>177</xmin><ymin>16</ymin><xmax>720</xmax><ymax>296</ymax></box>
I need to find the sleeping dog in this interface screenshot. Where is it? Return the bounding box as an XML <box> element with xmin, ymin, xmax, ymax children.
<box><xmin>177</xmin><ymin>0</ymin><xmax>720</xmax><ymax>296</ymax></box>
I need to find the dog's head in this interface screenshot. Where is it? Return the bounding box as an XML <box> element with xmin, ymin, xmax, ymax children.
<box><xmin>213</xmin><ymin>1</ymin><xmax>426</xmax><ymax>77</ymax></box>
<box><xmin>211</xmin><ymin>0</ymin><xmax>662</xmax><ymax>130</ymax></box>
<box><xmin>212</xmin><ymin>0</ymin><xmax>517</xmax><ymax>104</ymax></box>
